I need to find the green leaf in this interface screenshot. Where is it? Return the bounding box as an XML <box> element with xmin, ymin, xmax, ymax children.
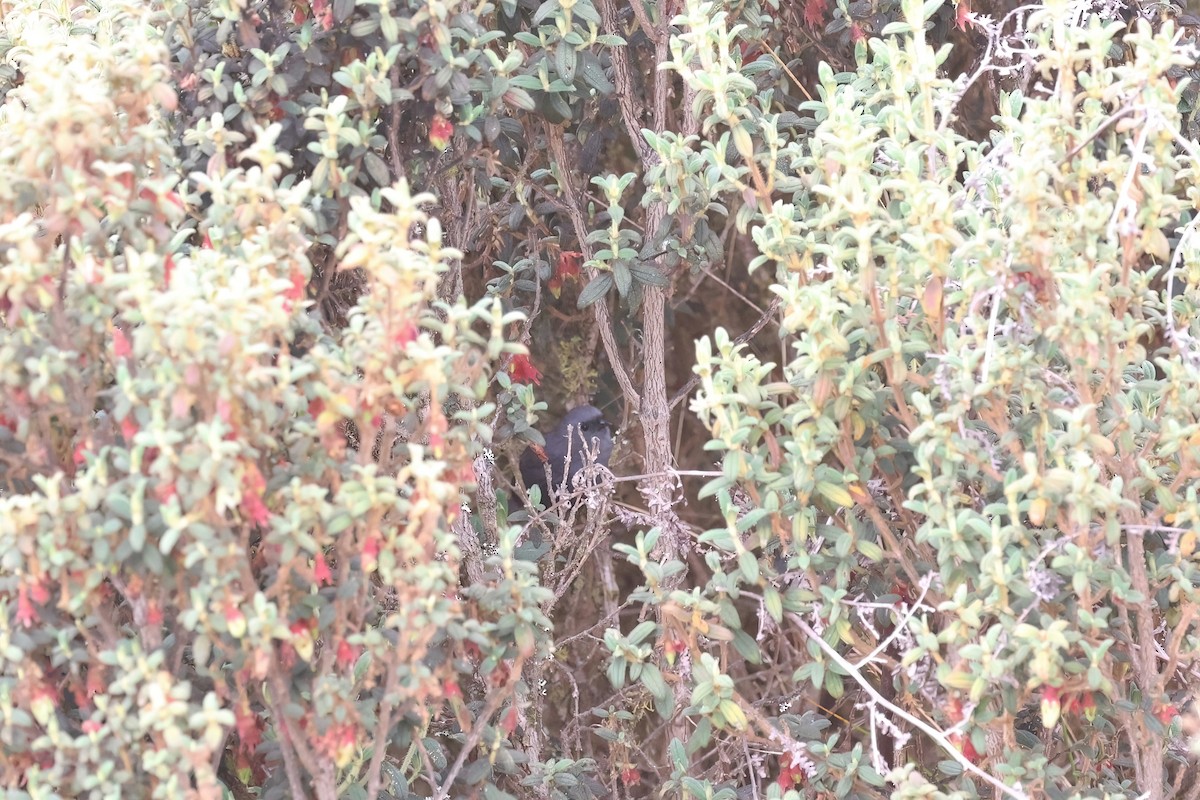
<box><xmin>363</xmin><ymin>151</ymin><xmax>390</xmax><ymax>186</ymax></box>
<box><xmin>463</xmin><ymin>757</ymin><xmax>492</xmax><ymax>785</ymax></box>
<box><xmin>737</xmin><ymin>550</ymin><xmax>759</xmax><ymax>582</ymax></box>
<box><xmin>542</xmin><ymin>90</ymin><xmax>573</xmax><ymax>123</ymax></box>
<box><xmin>628</xmin><ymin>620</ymin><xmax>657</xmax><ymax>644</ymax></box>
<box><xmin>577</xmin><ymin>272</ymin><xmax>613</xmax><ymax>308</ymax></box>
<box><xmin>731</xmin><ymin>628</ymin><xmax>761</xmax><ymax>664</ymax></box>
<box><xmin>555</xmin><ymin>40</ymin><xmax>576</xmax><ymax>85</ymax></box>
<box><xmin>640</xmin><ymin>664</ymin><xmax>673</xmax><ymax>718</ymax></box>
<box><xmin>159</xmin><ymin>525</ymin><xmax>182</xmax><ymax>556</ymax></box>
<box><xmin>612</xmin><ymin>261</ymin><xmax>632</xmax><ymax>296</ymax></box>
<box><xmin>937</xmin><ymin>759</ymin><xmax>964</xmax><ymax>776</ymax></box>
<box><xmin>764</xmin><ymin>585</ymin><xmax>783</xmax><ymax>622</ymax></box>
<box><xmin>129</xmin><ymin>524</ymin><xmax>146</xmax><ymax>553</ymax></box>
<box><xmin>577</xmin><ymin>52</ymin><xmax>614</xmax><ymax>94</ymax></box>
<box><xmin>628</xmin><ymin>261</ymin><xmax>669</xmax><ymax>286</ymax></box>
<box><xmin>533</xmin><ymin>0</ymin><xmax>561</xmax><ymax>25</ymax></box>
<box><xmin>856</xmin><ymin>538</ymin><xmax>884</xmax><ymax>561</ymax></box>
<box><xmin>503</xmin><ymin>88</ymin><xmax>537</xmax><ymax>111</ymax></box>
<box><xmin>816</xmin><ymin>481</ymin><xmax>853</xmax><ymax>507</ymax></box>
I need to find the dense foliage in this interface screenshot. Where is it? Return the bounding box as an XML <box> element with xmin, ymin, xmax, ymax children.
<box><xmin>2</xmin><ymin>0</ymin><xmax>1200</xmax><ymax>799</ymax></box>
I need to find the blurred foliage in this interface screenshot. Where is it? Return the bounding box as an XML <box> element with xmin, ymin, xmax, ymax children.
<box><xmin>2</xmin><ymin>0</ymin><xmax>1200</xmax><ymax>799</ymax></box>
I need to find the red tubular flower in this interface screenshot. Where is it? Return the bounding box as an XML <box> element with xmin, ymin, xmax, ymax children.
<box><xmin>508</xmin><ymin>354</ymin><xmax>542</xmax><ymax>385</ymax></box>
<box><xmin>429</xmin><ymin>114</ymin><xmax>454</xmax><ymax>151</ymax></box>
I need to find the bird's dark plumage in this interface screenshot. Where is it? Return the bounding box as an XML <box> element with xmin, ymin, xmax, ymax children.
<box><xmin>519</xmin><ymin>404</ymin><xmax>613</xmax><ymax>507</ymax></box>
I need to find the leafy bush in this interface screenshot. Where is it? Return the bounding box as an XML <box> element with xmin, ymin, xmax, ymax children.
<box><xmin>3</xmin><ymin>0</ymin><xmax>1200</xmax><ymax>798</ymax></box>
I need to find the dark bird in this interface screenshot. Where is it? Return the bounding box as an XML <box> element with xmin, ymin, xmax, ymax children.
<box><xmin>519</xmin><ymin>404</ymin><xmax>613</xmax><ymax>508</ymax></box>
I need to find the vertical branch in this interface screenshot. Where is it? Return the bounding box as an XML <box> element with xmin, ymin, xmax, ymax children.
<box><xmin>1124</xmin><ymin>526</ymin><xmax>1166</xmax><ymax>800</ymax></box>
<box><xmin>599</xmin><ymin>0</ymin><xmax>695</xmax><ymax>770</ymax></box>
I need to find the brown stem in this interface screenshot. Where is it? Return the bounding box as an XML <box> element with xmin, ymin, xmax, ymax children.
<box><xmin>1124</xmin><ymin>527</ymin><xmax>1165</xmax><ymax>800</ymax></box>
<box><xmin>431</xmin><ymin>653</ymin><xmax>528</xmax><ymax>800</ymax></box>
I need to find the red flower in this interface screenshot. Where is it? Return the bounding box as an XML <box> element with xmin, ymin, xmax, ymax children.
<box><xmin>154</xmin><ymin>480</ymin><xmax>178</xmax><ymax>504</ymax></box>
<box><xmin>29</xmin><ymin>579</ymin><xmax>49</xmax><ymax>605</ymax></box>
<box><xmin>361</xmin><ymin>531</ymin><xmax>381</xmax><ymax>571</ymax></box>
<box><xmin>548</xmin><ymin>250</ymin><xmax>583</xmax><ymax>298</ymax></box>
<box><xmin>1041</xmin><ymin>685</ymin><xmax>1062</xmax><ymax>730</ymax></box>
<box><xmin>663</xmin><ymin>637</ymin><xmax>687</xmax><ymax>666</ymax></box>
<box><xmin>429</xmin><ymin>114</ymin><xmax>454</xmax><ymax>151</ymax></box>
<box><xmin>241</xmin><ymin>463</ymin><xmax>271</xmax><ymax>526</ymax></box>
<box><xmin>392</xmin><ymin>320</ymin><xmax>419</xmax><ymax>347</ymax></box>
<box><xmin>312</xmin><ymin>0</ymin><xmax>333</xmax><ymax>31</ymax></box>
<box><xmin>507</xmin><ymin>354</ymin><xmax>542</xmax><ymax>385</ymax></box>
<box><xmin>289</xmin><ymin>618</ymin><xmax>314</xmax><ymax>637</ymax></box>
<box><xmin>1155</xmin><ymin>703</ymin><xmax>1179</xmax><ymax>725</ymax></box>
<box><xmin>284</xmin><ymin>268</ymin><xmax>306</xmax><ymax>305</ymax></box>
<box><xmin>777</xmin><ymin>760</ymin><xmax>804</xmax><ymax>790</ymax></box>
<box><xmin>313</xmin><ymin>554</ymin><xmax>332</xmax><ymax>586</ymax></box>
<box><xmin>225</xmin><ymin>603</ymin><xmax>247</xmax><ymax>638</ymax></box>
<box><xmin>236</xmin><ymin>702</ymin><xmax>263</xmax><ymax>755</ymax></box>
<box><xmin>16</xmin><ymin>583</ymin><xmax>38</xmax><ymax>627</ymax></box>
<box><xmin>112</xmin><ymin>327</ymin><xmax>132</xmax><ymax>359</ymax></box>
<box><xmin>336</xmin><ymin>640</ymin><xmax>359</xmax><ymax>670</ymax></box>
<box><xmin>803</xmin><ymin>0</ymin><xmax>829</xmax><ymax>28</ymax></box>
<box><xmin>956</xmin><ymin>0</ymin><xmax>973</xmax><ymax>30</ymax></box>
<box><xmin>620</xmin><ymin>766</ymin><xmax>641</xmax><ymax>787</ymax></box>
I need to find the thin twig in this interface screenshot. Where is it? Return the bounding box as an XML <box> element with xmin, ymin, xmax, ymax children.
<box><xmin>669</xmin><ymin>297</ymin><xmax>781</xmax><ymax>410</ymax></box>
<box><xmin>431</xmin><ymin>654</ymin><xmax>528</xmax><ymax>800</ymax></box>
<box><xmin>789</xmin><ymin>614</ymin><xmax>1031</xmax><ymax>800</ymax></box>
<box><xmin>854</xmin><ymin>575</ymin><xmax>935</xmax><ymax>670</ymax></box>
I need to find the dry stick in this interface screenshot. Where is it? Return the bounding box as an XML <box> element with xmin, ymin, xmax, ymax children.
<box><xmin>626</xmin><ymin>0</ymin><xmax>655</xmax><ymax>41</ymax></box>
<box><xmin>1124</xmin><ymin>525</ymin><xmax>1167</xmax><ymax>800</ymax></box>
<box><xmin>431</xmin><ymin>654</ymin><xmax>528</xmax><ymax>800</ymax></box>
<box><xmin>412</xmin><ymin>735</ymin><xmax>443</xmax><ymax>794</ymax></box>
<box><xmin>386</xmin><ymin>63</ymin><xmax>405</xmax><ymax>179</ymax></box>
<box><xmin>599</xmin><ymin>0</ymin><xmax>696</xmax><ymax>766</ymax></box>
<box><xmin>934</xmin><ymin>3</ymin><xmax>1042</xmax><ymax>137</ymax></box>
<box><xmin>363</xmin><ymin>647</ymin><xmax>403</xmax><ymax>800</ymax></box>
<box><xmin>1161</xmin><ymin>603</ymin><xmax>1198</xmax><ymax>688</ymax></box>
<box><xmin>669</xmin><ymin>297</ymin><xmax>781</xmax><ymax>410</ymax></box>
<box><xmin>1060</xmin><ymin>104</ymin><xmax>1138</xmax><ymax>164</ymax></box>
<box><xmin>1184</xmin><ymin>767</ymin><xmax>1200</xmax><ymax>800</ymax></box>
<box><xmin>788</xmin><ymin>614</ymin><xmax>1031</xmax><ymax>800</ymax></box>
<box><xmin>455</xmin><ymin>455</ymin><xmax>493</xmax><ymax>588</ymax></box>
<box><xmin>599</xmin><ymin>0</ymin><xmax>654</xmax><ymax>166</ymax></box>
<box><xmin>1159</xmin><ymin>188</ymin><xmax>1200</xmax><ymax>370</ymax></box>
<box><xmin>266</xmin><ymin>676</ymin><xmax>311</xmax><ymax>800</ymax></box>
<box><xmin>765</xmin><ymin>48</ymin><xmax>814</xmax><ymax>102</ymax></box>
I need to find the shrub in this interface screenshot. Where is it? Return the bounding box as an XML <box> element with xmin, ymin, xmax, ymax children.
<box><xmin>3</xmin><ymin>0</ymin><xmax>1200</xmax><ymax>798</ymax></box>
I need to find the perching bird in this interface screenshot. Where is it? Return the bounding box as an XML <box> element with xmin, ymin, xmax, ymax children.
<box><xmin>519</xmin><ymin>404</ymin><xmax>613</xmax><ymax>508</ymax></box>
